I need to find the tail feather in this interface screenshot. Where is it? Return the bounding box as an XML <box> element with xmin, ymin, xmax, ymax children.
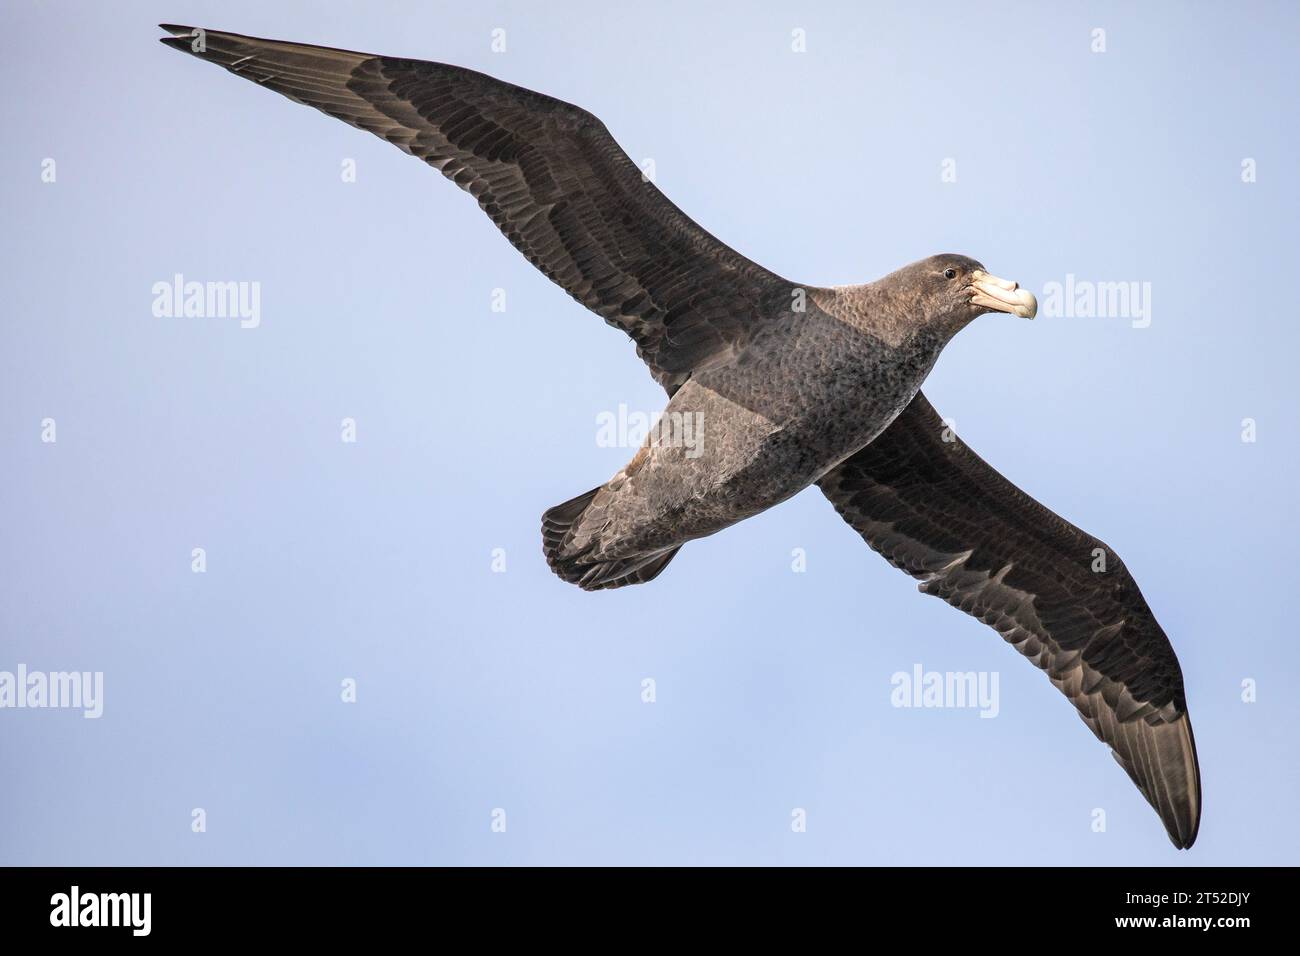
<box><xmin>541</xmin><ymin>486</ymin><xmax>600</xmax><ymax>557</ymax></box>
<box><xmin>541</xmin><ymin>488</ymin><xmax>680</xmax><ymax>590</ymax></box>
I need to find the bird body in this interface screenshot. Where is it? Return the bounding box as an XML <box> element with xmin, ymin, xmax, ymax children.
<box><xmin>548</xmin><ymin>276</ymin><xmax>963</xmax><ymax>587</ymax></box>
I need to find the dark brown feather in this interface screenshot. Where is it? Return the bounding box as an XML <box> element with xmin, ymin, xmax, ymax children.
<box><xmin>159</xmin><ymin>25</ymin><xmax>789</xmax><ymax>393</ymax></box>
<box><xmin>818</xmin><ymin>391</ymin><xmax>1201</xmax><ymax>847</ymax></box>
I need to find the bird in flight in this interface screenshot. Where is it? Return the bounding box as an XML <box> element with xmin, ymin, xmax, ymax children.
<box><xmin>160</xmin><ymin>25</ymin><xmax>1201</xmax><ymax>849</ymax></box>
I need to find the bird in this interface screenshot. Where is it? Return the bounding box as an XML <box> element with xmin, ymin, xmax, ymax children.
<box><xmin>160</xmin><ymin>25</ymin><xmax>1201</xmax><ymax>849</ymax></box>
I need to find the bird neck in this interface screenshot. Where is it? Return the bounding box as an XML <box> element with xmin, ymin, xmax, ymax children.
<box><xmin>809</xmin><ymin>284</ymin><xmax>963</xmax><ymax>353</ymax></box>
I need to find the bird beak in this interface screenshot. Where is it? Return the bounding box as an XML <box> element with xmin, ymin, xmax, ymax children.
<box><xmin>970</xmin><ymin>270</ymin><xmax>1038</xmax><ymax>318</ymax></box>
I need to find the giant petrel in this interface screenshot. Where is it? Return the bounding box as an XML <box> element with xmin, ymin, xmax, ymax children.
<box><xmin>160</xmin><ymin>25</ymin><xmax>1201</xmax><ymax>849</ymax></box>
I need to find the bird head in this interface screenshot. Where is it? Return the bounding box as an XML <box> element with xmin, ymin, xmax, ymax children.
<box><xmin>899</xmin><ymin>254</ymin><xmax>1038</xmax><ymax>334</ymax></box>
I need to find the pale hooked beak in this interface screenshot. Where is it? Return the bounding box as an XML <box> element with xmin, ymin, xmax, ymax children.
<box><xmin>969</xmin><ymin>270</ymin><xmax>1038</xmax><ymax>319</ymax></box>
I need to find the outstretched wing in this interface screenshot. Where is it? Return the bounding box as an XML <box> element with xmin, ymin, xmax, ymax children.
<box><xmin>159</xmin><ymin>25</ymin><xmax>791</xmax><ymax>393</ymax></box>
<box><xmin>818</xmin><ymin>391</ymin><xmax>1201</xmax><ymax>848</ymax></box>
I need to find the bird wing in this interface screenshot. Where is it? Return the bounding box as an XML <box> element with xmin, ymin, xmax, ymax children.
<box><xmin>159</xmin><ymin>25</ymin><xmax>793</xmax><ymax>393</ymax></box>
<box><xmin>817</xmin><ymin>391</ymin><xmax>1201</xmax><ymax>847</ymax></box>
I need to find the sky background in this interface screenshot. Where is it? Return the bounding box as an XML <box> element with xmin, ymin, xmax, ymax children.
<box><xmin>1</xmin><ymin>0</ymin><xmax>1296</xmax><ymax>865</ymax></box>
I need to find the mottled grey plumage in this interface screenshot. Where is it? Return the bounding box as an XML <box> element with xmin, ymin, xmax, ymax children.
<box><xmin>542</xmin><ymin>268</ymin><xmax>981</xmax><ymax>589</ymax></box>
<box><xmin>162</xmin><ymin>26</ymin><xmax>1200</xmax><ymax>849</ymax></box>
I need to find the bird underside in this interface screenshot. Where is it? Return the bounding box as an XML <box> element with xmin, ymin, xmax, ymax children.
<box><xmin>161</xmin><ymin>24</ymin><xmax>1202</xmax><ymax>849</ymax></box>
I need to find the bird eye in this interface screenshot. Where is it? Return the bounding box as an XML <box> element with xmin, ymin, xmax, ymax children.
<box><xmin>943</xmin><ymin>268</ymin><xmax>957</xmax><ymax>280</ymax></box>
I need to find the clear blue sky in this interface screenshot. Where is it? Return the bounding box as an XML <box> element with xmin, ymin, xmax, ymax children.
<box><xmin>2</xmin><ymin>0</ymin><xmax>1296</xmax><ymax>864</ymax></box>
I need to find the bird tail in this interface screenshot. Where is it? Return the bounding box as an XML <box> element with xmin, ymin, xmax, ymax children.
<box><xmin>541</xmin><ymin>487</ymin><xmax>681</xmax><ymax>590</ymax></box>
